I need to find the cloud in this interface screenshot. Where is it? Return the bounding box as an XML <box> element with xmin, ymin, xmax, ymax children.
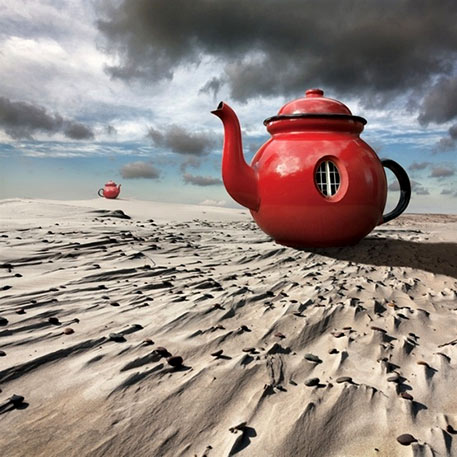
<box><xmin>434</xmin><ymin>123</ymin><xmax>457</xmax><ymax>152</ymax></box>
<box><xmin>63</xmin><ymin>121</ymin><xmax>94</xmax><ymax>140</ymax></box>
<box><xmin>106</xmin><ymin>125</ymin><xmax>117</xmax><ymax>135</ymax></box>
<box><xmin>199</xmin><ymin>77</ymin><xmax>224</xmax><ymax>100</ymax></box>
<box><xmin>199</xmin><ymin>199</ymin><xmax>227</xmax><ymax>206</ymax></box>
<box><xmin>389</xmin><ymin>179</ymin><xmax>429</xmax><ymax>195</ymax></box>
<box><xmin>419</xmin><ymin>77</ymin><xmax>457</xmax><ymax>125</ymax></box>
<box><xmin>429</xmin><ymin>166</ymin><xmax>455</xmax><ymax>178</ymax></box>
<box><xmin>415</xmin><ymin>187</ymin><xmax>429</xmax><ymax>195</ymax></box>
<box><xmin>97</xmin><ymin>0</ymin><xmax>457</xmax><ymax>112</ymax></box>
<box><xmin>409</xmin><ymin>161</ymin><xmax>431</xmax><ymax>171</ymax></box>
<box><xmin>183</xmin><ymin>173</ymin><xmax>222</xmax><ymax>186</ymax></box>
<box><xmin>441</xmin><ymin>188</ymin><xmax>454</xmax><ymax>195</ymax></box>
<box><xmin>180</xmin><ymin>156</ymin><xmax>202</xmax><ymax>173</ymax></box>
<box><xmin>435</xmin><ymin>137</ymin><xmax>456</xmax><ymax>152</ymax></box>
<box><xmin>0</xmin><ymin>96</ymin><xmax>94</xmax><ymax>140</ymax></box>
<box><xmin>451</xmin><ymin>124</ymin><xmax>457</xmax><ymax>139</ymax></box>
<box><xmin>0</xmin><ymin>96</ymin><xmax>62</xmax><ymax>139</ymax></box>
<box><xmin>147</xmin><ymin>125</ymin><xmax>214</xmax><ymax>156</ymax></box>
<box><xmin>120</xmin><ymin>161</ymin><xmax>160</xmax><ymax>179</ymax></box>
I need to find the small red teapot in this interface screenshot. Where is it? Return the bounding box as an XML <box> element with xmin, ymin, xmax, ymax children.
<box><xmin>212</xmin><ymin>89</ymin><xmax>411</xmax><ymax>248</ymax></box>
<box><xmin>98</xmin><ymin>180</ymin><xmax>121</xmax><ymax>199</ymax></box>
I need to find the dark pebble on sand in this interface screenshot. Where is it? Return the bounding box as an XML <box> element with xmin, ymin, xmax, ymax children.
<box><xmin>109</xmin><ymin>333</ymin><xmax>126</xmax><ymax>343</ymax></box>
<box><xmin>0</xmin><ymin>350</ymin><xmax>6</xmax><ymax>356</ymax></box>
<box><xmin>332</xmin><ymin>331</ymin><xmax>344</xmax><ymax>338</ymax></box>
<box><xmin>167</xmin><ymin>356</ymin><xmax>183</xmax><ymax>367</ymax></box>
<box><xmin>48</xmin><ymin>317</ymin><xmax>60</xmax><ymax>325</ymax></box>
<box><xmin>229</xmin><ymin>422</ymin><xmax>247</xmax><ymax>432</ymax></box>
<box><xmin>329</xmin><ymin>348</ymin><xmax>339</xmax><ymax>354</ymax></box>
<box><xmin>400</xmin><ymin>392</ymin><xmax>413</xmax><ymax>400</ymax></box>
<box><xmin>142</xmin><ymin>338</ymin><xmax>154</xmax><ymax>345</ymax></box>
<box><xmin>446</xmin><ymin>424</ymin><xmax>457</xmax><ymax>434</ymax></box>
<box><xmin>110</xmin><ymin>302</ymin><xmax>120</xmax><ymax>307</ymax></box>
<box><xmin>2</xmin><ymin>285</ymin><xmax>12</xmax><ymax>291</ymax></box>
<box><xmin>242</xmin><ymin>347</ymin><xmax>255</xmax><ymax>353</ymax></box>
<box><xmin>0</xmin><ymin>317</ymin><xmax>8</xmax><ymax>326</ymax></box>
<box><xmin>304</xmin><ymin>377</ymin><xmax>320</xmax><ymax>387</ymax></box>
<box><xmin>371</xmin><ymin>326</ymin><xmax>387</xmax><ymax>333</ymax></box>
<box><xmin>304</xmin><ymin>353</ymin><xmax>322</xmax><ymax>363</ymax></box>
<box><xmin>14</xmin><ymin>273</ymin><xmax>22</xmax><ymax>278</ymax></box>
<box><xmin>387</xmin><ymin>374</ymin><xmax>400</xmax><ymax>383</ymax></box>
<box><xmin>9</xmin><ymin>394</ymin><xmax>25</xmax><ymax>406</ymax></box>
<box><xmin>274</xmin><ymin>332</ymin><xmax>286</xmax><ymax>339</ymax></box>
<box><xmin>155</xmin><ymin>347</ymin><xmax>171</xmax><ymax>357</ymax></box>
<box><xmin>336</xmin><ymin>376</ymin><xmax>353</xmax><ymax>383</ymax></box>
<box><xmin>396</xmin><ymin>434</ymin><xmax>417</xmax><ymax>445</ymax></box>
<box><xmin>240</xmin><ymin>325</ymin><xmax>250</xmax><ymax>332</ymax></box>
<box><xmin>63</xmin><ymin>328</ymin><xmax>74</xmax><ymax>335</ymax></box>
<box><xmin>211</xmin><ymin>349</ymin><xmax>223</xmax><ymax>357</ymax></box>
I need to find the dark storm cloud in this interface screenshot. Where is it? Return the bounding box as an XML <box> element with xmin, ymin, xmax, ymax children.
<box><xmin>120</xmin><ymin>161</ymin><xmax>160</xmax><ymax>179</ymax></box>
<box><xmin>429</xmin><ymin>166</ymin><xmax>455</xmax><ymax>178</ymax></box>
<box><xmin>0</xmin><ymin>96</ymin><xmax>94</xmax><ymax>140</ymax></box>
<box><xmin>183</xmin><ymin>173</ymin><xmax>222</xmax><ymax>186</ymax></box>
<box><xmin>199</xmin><ymin>77</ymin><xmax>224</xmax><ymax>100</ymax></box>
<box><xmin>0</xmin><ymin>96</ymin><xmax>63</xmax><ymax>139</ymax></box>
<box><xmin>419</xmin><ymin>77</ymin><xmax>457</xmax><ymax>125</ymax></box>
<box><xmin>63</xmin><ymin>121</ymin><xmax>94</xmax><ymax>140</ymax></box>
<box><xmin>147</xmin><ymin>125</ymin><xmax>214</xmax><ymax>156</ymax></box>
<box><xmin>451</xmin><ymin>125</ymin><xmax>457</xmax><ymax>139</ymax></box>
<box><xmin>97</xmin><ymin>0</ymin><xmax>457</xmax><ymax>118</ymax></box>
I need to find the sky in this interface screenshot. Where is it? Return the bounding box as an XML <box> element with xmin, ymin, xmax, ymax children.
<box><xmin>0</xmin><ymin>0</ymin><xmax>456</xmax><ymax>213</ymax></box>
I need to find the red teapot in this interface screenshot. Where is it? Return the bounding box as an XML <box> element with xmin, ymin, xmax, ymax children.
<box><xmin>98</xmin><ymin>180</ymin><xmax>121</xmax><ymax>199</ymax></box>
<box><xmin>212</xmin><ymin>89</ymin><xmax>411</xmax><ymax>248</ymax></box>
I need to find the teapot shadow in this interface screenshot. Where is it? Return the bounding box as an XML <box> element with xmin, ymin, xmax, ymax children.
<box><xmin>303</xmin><ymin>237</ymin><xmax>457</xmax><ymax>279</ymax></box>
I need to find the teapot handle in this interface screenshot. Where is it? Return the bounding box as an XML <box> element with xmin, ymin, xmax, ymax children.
<box><xmin>379</xmin><ymin>159</ymin><xmax>411</xmax><ymax>224</ymax></box>
<box><xmin>98</xmin><ymin>188</ymin><xmax>104</xmax><ymax>198</ymax></box>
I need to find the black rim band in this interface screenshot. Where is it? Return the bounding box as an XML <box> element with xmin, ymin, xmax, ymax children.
<box><xmin>264</xmin><ymin>113</ymin><xmax>367</xmax><ymax>126</ymax></box>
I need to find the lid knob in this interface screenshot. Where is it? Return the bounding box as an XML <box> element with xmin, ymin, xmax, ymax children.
<box><xmin>305</xmin><ymin>88</ymin><xmax>324</xmax><ymax>97</ymax></box>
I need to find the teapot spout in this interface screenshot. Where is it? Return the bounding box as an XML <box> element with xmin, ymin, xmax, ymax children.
<box><xmin>212</xmin><ymin>102</ymin><xmax>259</xmax><ymax>212</ymax></box>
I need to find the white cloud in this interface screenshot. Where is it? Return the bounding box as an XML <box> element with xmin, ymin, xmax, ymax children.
<box><xmin>199</xmin><ymin>199</ymin><xmax>227</xmax><ymax>207</ymax></box>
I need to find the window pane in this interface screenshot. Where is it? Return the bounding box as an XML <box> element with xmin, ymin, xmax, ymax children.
<box><xmin>316</xmin><ymin>161</ymin><xmax>340</xmax><ymax>197</ymax></box>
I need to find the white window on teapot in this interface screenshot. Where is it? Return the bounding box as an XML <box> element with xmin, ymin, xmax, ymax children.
<box><xmin>316</xmin><ymin>160</ymin><xmax>340</xmax><ymax>197</ymax></box>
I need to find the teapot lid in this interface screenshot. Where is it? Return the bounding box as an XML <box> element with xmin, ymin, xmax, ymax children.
<box><xmin>264</xmin><ymin>88</ymin><xmax>366</xmax><ymax>126</ymax></box>
<box><xmin>105</xmin><ymin>180</ymin><xmax>117</xmax><ymax>186</ymax></box>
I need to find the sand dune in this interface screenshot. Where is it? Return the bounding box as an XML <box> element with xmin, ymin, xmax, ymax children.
<box><xmin>1</xmin><ymin>198</ymin><xmax>456</xmax><ymax>457</ymax></box>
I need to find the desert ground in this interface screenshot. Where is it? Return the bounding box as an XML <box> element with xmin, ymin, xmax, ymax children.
<box><xmin>0</xmin><ymin>198</ymin><xmax>456</xmax><ymax>457</ymax></box>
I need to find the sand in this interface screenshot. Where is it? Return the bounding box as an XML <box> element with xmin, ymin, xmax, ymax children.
<box><xmin>0</xmin><ymin>198</ymin><xmax>456</xmax><ymax>457</ymax></box>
